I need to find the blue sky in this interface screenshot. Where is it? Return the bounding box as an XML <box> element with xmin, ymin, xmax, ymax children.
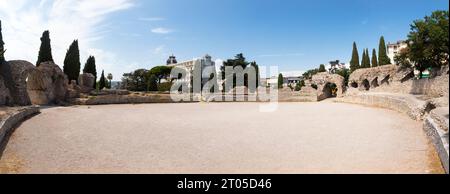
<box><xmin>1</xmin><ymin>0</ymin><xmax>448</xmax><ymax>80</ymax></box>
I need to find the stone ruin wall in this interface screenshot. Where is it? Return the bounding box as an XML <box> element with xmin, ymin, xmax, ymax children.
<box><xmin>311</xmin><ymin>72</ymin><xmax>345</xmax><ymax>101</ymax></box>
<box><xmin>0</xmin><ymin>60</ymin><xmax>95</xmax><ymax>106</ymax></box>
<box><xmin>347</xmin><ymin>64</ymin><xmax>449</xmax><ymax>104</ymax></box>
<box><xmin>297</xmin><ymin>64</ymin><xmax>448</xmax><ymax>103</ymax></box>
<box><xmin>298</xmin><ymin>72</ymin><xmax>345</xmax><ymax>101</ymax></box>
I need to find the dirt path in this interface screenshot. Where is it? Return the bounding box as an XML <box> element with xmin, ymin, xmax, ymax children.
<box><xmin>0</xmin><ymin>102</ymin><xmax>444</xmax><ymax>174</ymax></box>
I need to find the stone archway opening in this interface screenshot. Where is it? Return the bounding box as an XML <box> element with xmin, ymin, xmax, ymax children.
<box><xmin>371</xmin><ymin>77</ymin><xmax>379</xmax><ymax>88</ymax></box>
<box><xmin>350</xmin><ymin>82</ymin><xmax>358</xmax><ymax>88</ymax></box>
<box><xmin>401</xmin><ymin>72</ymin><xmax>414</xmax><ymax>83</ymax></box>
<box><xmin>361</xmin><ymin>79</ymin><xmax>370</xmax><ymax>91</ymax></box>
<box><xmin>322</xmin><ymin>82</ymin><xmax>338</xmax><ymax>99</ymax></box>
<box><xmin>380</xmin><ymin>75</ymin><xmax>390</xmax><ymax>85</ymax></box>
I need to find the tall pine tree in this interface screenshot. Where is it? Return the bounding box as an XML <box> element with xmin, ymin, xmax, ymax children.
<box><xmin>361</xmin><ymin>49</ymin><xmax>366</xmax><ymax>68</ymax></box>
<box><xmin>350</xmin><ymin>42</ymin><xmax>360</xmax><ymax>72</ymax></box>
<box><xmin>364</xmin><ymin>48</ymin><xmax>371</xmax><ymax>68</ymax></box>
<box><xmin>63</xmin><ymin>40</ymin><xmax>81</xmax><ymax>83</ymax></box>
<box><xmin>36</xmin><ymin>30</ymin><xmax>54</xmax><ymax>66</ymax></box>
<box><xmin>378</xmin><ymin>36</ymin><xmax>391</xmax><ymax>65</ymax></box>
<box><xmin>83</xmin><ymin>56</ymin><xmax>97</xmax><ymax>88</ymax></box>
<box><xmin>0</xmin><ymin>20</ymin><xmax>5</xmax><ymax>62</ymax></box>
<box><xmin>319</xmin><ymin>64</ymin><xmax>326</xmax><ymax>72</ymax></box>
<box><xmin>278</xmin><ymin>73</ymin><xmax>284</xmax><ymax>89</ymax></box>
<box><xmin>99</xmin><ymin>70</ymin><xmax>106</xmax><ymax>90</ymax></box>
<box><xmin>371</xmin><ymin>49</ymin><xmax>378</xmax><ymax>67</ymax></box>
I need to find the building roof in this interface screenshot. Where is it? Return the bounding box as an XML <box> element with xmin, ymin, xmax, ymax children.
<box><xmin>166</xmin><ymin>55</ymin><xmax>177</xmax><ymax>65</ymax></box>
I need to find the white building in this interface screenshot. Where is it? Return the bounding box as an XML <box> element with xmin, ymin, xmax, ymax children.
<box><xmin>166</xmin><ymin>54</ymin><xmax>216</xmax><ymax>88</ymax></box>
<box><xmin>263</xmin><ymin>71</ymin><xmax>304</xmax><ymax>87</ymax></box>
<box><xmin>327</xmin><ymin>60</ymin><xmax>348</xmax><ymax>73</ymax></box>
<box><xmin>387</xmin><ymin>40</ymin><xmax>408</xmax><ymax>64</ymax></box>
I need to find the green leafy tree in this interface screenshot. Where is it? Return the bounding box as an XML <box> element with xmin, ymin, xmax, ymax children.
<box><xmin>147</xmin><ymin>74</ymin><xmax>158</xmax><ymax>91</ymax></box>
<box><xmin>0</xmin><ymin>20</ymin><xmax>5</xmax><ymax>62</ymax></box>
<box><xmin>394</xmin><ymin>47</ymin><xmax>413</xmax><ymax>68</ymax></box>
<box><xmin>378</xmin><ymin>36</ymin><xmax>391</xmax><ymax>65</ymax></box>
<box><xmin>250</xmin><ymin>61</ymin><xmax>260</xmax><ymax>87</ymax></box>
<box><xmin>63</xmin><ymin>40</ymin><xmax>81</xmax><ymax>83</ymax></box>
<box><xmin>335</xmin><ymin>68</ymin><xmax>350</xmax><ymax>86</ymax></box>
<box><xmin>371</xmin><ymin>49</ymin><xmax>378</xmax><ymax>67</ymax></box>
<box><xmin>83</xmin><ymin>56</ymin><xmax>97</xmax><ymax>88</ymax></box>
<box><xmin>122</xmin><ymin>69</ymin><xmax>149</xmax><ymax>91</ymax></box>
<box><xmin>36</xmin><ymin>30</ymin><xmax>54</xmax><ymax>66</ymax></box>
<box><xmin>220</xmin><ymin>53</ymin><xmax>259</xmax><ymax>89</ymax></box>
<box><xmin>319</xmin><ymin>64</ymin><xmax>326</xmax><ymax>72</ymax></box>
<box><xmin>149</xmin><ymin>66</ymin><xmax>173</xmax><ymax>84</ymax></box>
<box><xmin>302</xmin><ymin>68</ymin><xmax>319</xmax><ymax>80</ymax></box>
<box><xmin>404</xmin><ymin>10</ymin><xmax>449</xmax><ymax>73</ymax></box>
<box><xmin>350</xmin><ymin>42</ymin><xmax>360</xmax><ymax>72</ymax></box>
<box><xmin>221</xmin><ymin>53</ymin><xmax>249</xmax><ymax>71</ymax></box>
<box><xmin>99</xmin><ymin>70</ymin><xmax>106</xmax><ymax>90</ymax></box>
<box><xmin>294</xmin><ymin>80</ymin><xmax>305</xmax><ymax>91</ymax></box>
<box><xmin>278</xmin><ymin>73</ymin><xmax>284</xmax><ymax>89</ymax></box>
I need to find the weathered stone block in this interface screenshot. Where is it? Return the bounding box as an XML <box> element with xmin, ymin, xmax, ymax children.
<box><xmin>78</xmin><ymin>73</ymin><xmax>95</xmax><ymax>93</ymax></box>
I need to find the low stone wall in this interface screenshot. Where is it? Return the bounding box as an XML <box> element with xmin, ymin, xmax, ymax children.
<box><xmin>71</xmin><ymin>94</ymin><xmax>183</xmax><ymax>105</ymax></box>
<box><xmin>0</xmin><ymin>106</ymin><xmax>40</xmax><ymax>148</ymax></box>
<box><xmin>368</xmin><ymin>74</ymin><xmax>450</xmax><ymax>99</ymax></box>
<box><xmin>335</xmin><ymin>92</ymin><xmax>431</xmax><ymax>121</ymax></box>
<box><xmin>424</xmin><ymin>112</ymin><xmax>449</xmax><ymax>174</ymax></box>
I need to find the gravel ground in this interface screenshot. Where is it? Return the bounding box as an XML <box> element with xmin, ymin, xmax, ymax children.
<box><xmin>0</xmin><ymin>102</ymin><xmax>444</xmax><ymax>174</ymax></box>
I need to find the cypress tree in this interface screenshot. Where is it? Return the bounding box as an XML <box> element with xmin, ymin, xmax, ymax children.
<box><xmin>319</xmin><ymin>64</ymin><xmax>326</xmax><ymax>72</ymax></box>
<box><xmin>361</xmin><ymin>49</ymin><xmax>366</xmax><ymax>68</ymax></box>
<box><xmin>350</xmin><ymin>42</ymin><xmax>360</xmax><ymax>72</ymax></box>
<box><xmin>278</xmin><ymin>73</ymin><xmax>284</xmax><ymax>89</ymax></box>
<box><xmin>378</xmin><ymin>36</ymin><xmax>391</xmax><ymax>65</ymax></box>
<box><xmin>0</xmin><ymin>20</ymin><xmax>5</xmax><ymax>62</ymax></box>
<box><xmin>99</xmin><ymin>70</ymin><xmax>106</xmax><ymax>90</ymax></box>
<box><xmin>63</xmin><ymin>40</ymin><xmax>81</xmax><ymax>83</ymax></box>
<box><xmin>36</xmin><ymin>30</ymin><xmax>54</xmax><ymax>66</ymax></box>
<box><xmin>364</xmin><ymin>49</ymin><xmax>371</xmax><ymax>68</ymax></box>
<box><xmin>371</xmin><ymin>49</ymin><xmax>378</xmax><ymax>67</ymax></box>
<box><xmin>83</xmin><ymin>56</ymin><xmax>97</xmax><ymax>88</ymax></box>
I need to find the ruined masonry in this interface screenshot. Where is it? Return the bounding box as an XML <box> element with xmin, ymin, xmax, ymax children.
<box><xmin>0</xmin><ymin>60</ymin><xmax>95</xmax><ymax>106</ymax></box>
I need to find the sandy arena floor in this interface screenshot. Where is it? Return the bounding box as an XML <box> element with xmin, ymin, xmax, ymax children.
<box><xmin>0</xmin><ymin>102</ymin><xmax>444</xmax><ymax>174</ymax></box>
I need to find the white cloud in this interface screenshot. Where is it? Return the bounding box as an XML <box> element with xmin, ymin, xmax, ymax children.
<box><xmin>139</xmin><ymin>17</ymin><xmax>165</xmax><ymax>22</ymax></box>
<box><xmin>0</xmin><ymin>0</ymin><xmax>135</xmax><ymax>81</ymax></box>
<box><xmin>151</xmin><ymin>27</ymin><xmax>173</xmax><ymax>34</ymax></box>
<box><xmin>152</xmin><ymin>45</ymin><xmax>166</xmax><ymax>55</ymax></box>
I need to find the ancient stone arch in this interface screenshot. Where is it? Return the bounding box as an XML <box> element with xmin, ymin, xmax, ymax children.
<box><xmin>5</xmin><ymin>60</ymin><xmax>40</xmax><ymax>106</ymax></box>
<box><xmin>322</xmin><ymin>82</ymin><xmax>338</xmax><ymax>98</ymax></box>
<box><xmin>348</xmin><ymin>64</ymin><xmax>418</xmax><ymax>93</ymax></box>
<box><xmin>311</xmin><ymin>72</ymin><xmax>345</xmax><ymax>101</ymax></box>
<box><xmin>361</xmin><ymin>79</ymin><xmax>370</xmax><ymax>91</ymax></box>
<box><xmin>380</xmin><ymin>75</ymin><xmax>390</xmax><ymax>85</ymax></box>
<box><xmin>371</xmin><ymin>77</ymin><xmax>379</xmax><ymax>88</ymax></box>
